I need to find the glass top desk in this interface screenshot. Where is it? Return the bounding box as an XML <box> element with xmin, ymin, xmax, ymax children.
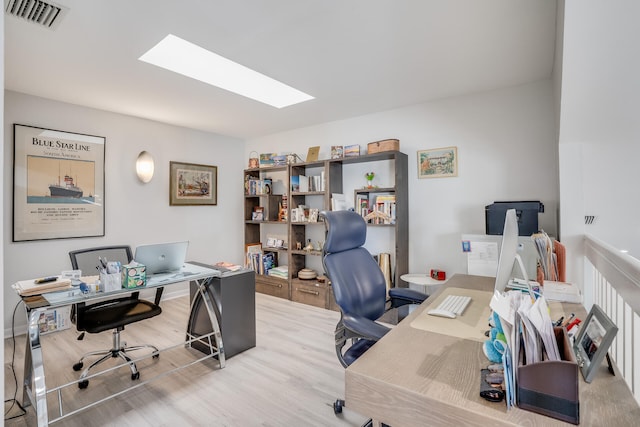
<box><xmin>345</xmin><ymin>274</ymin><xmax>640</xmax><ymax>426</ymax></box>
<box><xmin>18</xmin><ymin>262</ymin><xmax>225</xmax><ymax>427</ymax></box>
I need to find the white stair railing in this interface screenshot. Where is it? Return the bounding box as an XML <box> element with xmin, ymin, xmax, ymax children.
<box><xmin>584</xmin><ymin>234</ymin><xmax>640</xmax><ymax>405</ymax></box>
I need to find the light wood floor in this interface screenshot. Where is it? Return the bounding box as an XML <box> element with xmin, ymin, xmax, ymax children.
<box><xmin>4</xmin><ymin>293</ymin><xmax>367</xmax><ymax>426</ymax></box>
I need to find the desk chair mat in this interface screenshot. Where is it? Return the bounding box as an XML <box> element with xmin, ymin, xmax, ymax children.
<box><xmin>410</xmin><ymin>287</ymin><xmax>492</xmax><ymax>342</ymax></box>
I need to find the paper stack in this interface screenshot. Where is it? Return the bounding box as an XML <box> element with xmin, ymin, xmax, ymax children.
<box><xmin>13</xmin><ymin>278</ymin><xmax>72</xmax><ymax>296</ymax></box>
<box><xmin>543</xmin><ymin>280</ymin><xmax>582</xmax><ymax>303</ymax></box>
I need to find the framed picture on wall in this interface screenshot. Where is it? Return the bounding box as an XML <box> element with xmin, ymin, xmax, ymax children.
<box><xmin>169</xmin><ymin>161</ymin><xmax>218</xmax><ymax>206</ymax></box>
<box><xmin>12</xmin><ymin>124</ymin><xmax>105</xmax><ymax>242</ymax></box>
<box><xmin>417</xmin><ymin>146</ymin><xmax>458</xmax><ymax>179</ymax></box>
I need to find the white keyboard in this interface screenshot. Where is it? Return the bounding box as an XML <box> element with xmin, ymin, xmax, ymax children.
<box><xmin>427</xmin><ymin>294</ymin><xmax>472</xmax><ymax>318</ymax></box>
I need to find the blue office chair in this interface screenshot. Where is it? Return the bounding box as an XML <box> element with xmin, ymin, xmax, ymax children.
<box><xmin>320</xmin><ymin>210</ymin><xmax>428</xmax><ymax>417</ymax></box>
<box><xmin>69</xmin><ymin>245</ymin><xmax>163</xmax><ymax>389</ymax></box>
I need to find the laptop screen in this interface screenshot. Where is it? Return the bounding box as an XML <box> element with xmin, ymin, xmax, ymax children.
<box><xmin>134</xmin><ymin>241</ymin><xmax>189</xmax><ymax>275</ymax></box>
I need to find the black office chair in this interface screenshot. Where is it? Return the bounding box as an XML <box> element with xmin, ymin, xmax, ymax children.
<box><xmin>320</xmin><ymin>210</ymin><xmax>428</xmax><ymax>419</ymax></box>
<box><xmin>69</xmin><ymin>245</ymin><xmax>163</xmax><ymax>389</ymax></box>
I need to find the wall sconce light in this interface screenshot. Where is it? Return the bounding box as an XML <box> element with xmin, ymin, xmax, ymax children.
<box><xmin>136</xmin><ymin>151</ymin><xmax>154</xmax><ymax>183</ymax></box>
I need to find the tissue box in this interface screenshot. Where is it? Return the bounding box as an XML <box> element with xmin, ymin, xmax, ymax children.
<box><xmin>121</xmin><ymin>262</ymin><xmax>147</xmax><ymax>288</ymax></box>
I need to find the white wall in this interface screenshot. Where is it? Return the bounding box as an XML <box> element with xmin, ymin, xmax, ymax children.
<box><xmin>247</xmin><ymin>80</ymin><xmax>559</xmax><ymax>278</ymax></box>
<box><xmin>559</xmin><ymin>0</ymin><xmax>640</xmax><ymax>286</ymax></box>
<box><xmin>4</xmin><ymin>91</ymin><xmax>245</xmax><ymax>335</ymax></box>
<box><xmin>1</xmin><ymin>11</ymin><xmax>5</xmax><ymax>406</ymax></box>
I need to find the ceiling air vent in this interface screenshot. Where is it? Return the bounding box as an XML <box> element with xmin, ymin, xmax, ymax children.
<box><xmin>5</xmin><ymin>0</ymin><xmax>66</xmax><ymax>29</ymax></box>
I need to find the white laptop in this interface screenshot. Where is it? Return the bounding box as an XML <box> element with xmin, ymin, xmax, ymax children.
<box><xmin>134</xmin><ymin>241</ymin><xmax>189</xmax><ymax>275</ymax></box>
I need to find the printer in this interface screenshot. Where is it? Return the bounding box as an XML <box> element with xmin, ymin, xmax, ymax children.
<box><xmin>485</xmin><ymin>201</ymin><xmax>544</xmax><ymax>236</ymax></box>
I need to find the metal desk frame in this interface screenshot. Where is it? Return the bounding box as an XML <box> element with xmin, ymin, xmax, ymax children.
<box><xmin>20</xmin><ymin>263</ymin><xmax>225</xmax><ymax>426</ymax></box>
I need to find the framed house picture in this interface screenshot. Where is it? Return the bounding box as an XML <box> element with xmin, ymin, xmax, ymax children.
<box><xmin>12</xmin><ymin>124</ymin><xmax>105</xmax><ymax>241</ymax></box>
<box><xmin>417</xmin><ymin>146</ymin><xmax>458</xmax><ymax>179</ymax></box>
<box><xmin>169</xmin><ymin>161</ymin><xmax>217</xmax><ymax>206</ymax></box>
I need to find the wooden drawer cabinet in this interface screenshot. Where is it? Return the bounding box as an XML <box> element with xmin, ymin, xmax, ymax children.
<box><xmin>292</xmin><ymin>279</ymin><xmax>333</xmax><ymax>309</ymax></box>
<box><xmin>256</xmin><ymin>275</ymin><xmax>289</xmax><ymax>299</ymax></box>
<box><xmin>328</xmin><ymin>290</ymin><xmax>340</xmax><ymax>312</ymax></box>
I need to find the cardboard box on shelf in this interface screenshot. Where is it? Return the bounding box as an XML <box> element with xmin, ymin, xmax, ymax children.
<box><xmin>367</xmin><ymin>139</ymin><xmax>399</xmax><ymax>154</ymax></box>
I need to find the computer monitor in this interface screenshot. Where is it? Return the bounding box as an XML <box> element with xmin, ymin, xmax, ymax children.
<box><xmin>494</xmin><ymin>209</ymin><xmax>534</xmax><ymax>297</ymax></box>
<box><xmin>134</xmin><ymin>241</ymin><xmax>189</xmax><ymax>275</ymax></box>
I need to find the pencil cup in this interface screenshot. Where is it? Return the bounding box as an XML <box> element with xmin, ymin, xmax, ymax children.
<box><xmin>100</xmin><ymin>272</ymin><xmax>122</xmax><ymax>292</ymax></box>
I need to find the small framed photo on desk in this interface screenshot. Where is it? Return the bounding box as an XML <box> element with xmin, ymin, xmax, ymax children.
<box><xmin>573</xmin><ymin>304</ymin><xmax>618</xmax><ymax>383</ymax></box>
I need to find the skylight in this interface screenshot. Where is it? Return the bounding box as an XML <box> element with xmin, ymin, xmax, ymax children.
<box><xmin>139</xmin><ymin>34</ymin><xmax>314</xmax><ymax>108</ymax></box>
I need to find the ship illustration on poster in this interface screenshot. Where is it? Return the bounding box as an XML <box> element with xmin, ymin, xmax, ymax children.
<box><xmin>49</xmin><ymin>174</ymin><xmax>83</xmax><ymax>198</ymax></box>
<box><xmin>26</xmin><ymin>157</ymin><xmax>96</xmax><ymax>204</ymax></box>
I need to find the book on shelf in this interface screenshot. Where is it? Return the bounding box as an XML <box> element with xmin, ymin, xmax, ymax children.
<box><xmin>298</xmin><ymin>174</ymin><xmax>309</xmax><ymax>192</ymax></box>
<box><xmin>371</xmin><ymin>194</ymin><xmax>396</xmax><ymax>224</ymax></box>
<box><xmin>247</xmin><ymin>251</ymin><xmax>278</xmax><ymax>275</ymax></box>
<box><xmin>308</xmin><ymin>175</ymin><xmax>323</xmax><ymax>192</ymax></box>
<box><xmin>356</xmin><ymin>194</ymin><xmax>369</xmax><ymax>217</ymax></box>
<box><xmin>290</xmin><ymin>175</ymin><xmax>300</xmax><ymax>192</ymax></box>
<box><xmin>262</xmin><ymin>252</ymin><xmax>276</xmax><ymax>274</ymax></box>
<box><xmin>268</xmin><ymin>265</ymin><xmax>289</xmax><ymax>279</ymax></box>
<box><xmin>246</xmin><ymin>178</ymin><xmax>272</xmax><ymax>195</ymax></box>
<box><xmin>331</xmin><ymin>193</ymin><xmax>347</xmax><ymax>211</ymax></box>
<box><xmin>245</xmin><ymin>243</ymin><xmax>263</xmax><ymax>269</ymax></box>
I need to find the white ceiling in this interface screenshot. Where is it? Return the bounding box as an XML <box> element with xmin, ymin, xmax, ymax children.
<box><xmin>4</xmin><ymin>0</ymin><xmax>558</xmax><ymax>139</ymax></box>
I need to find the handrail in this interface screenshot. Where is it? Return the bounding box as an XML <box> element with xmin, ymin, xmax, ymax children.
<box><xmin>584</xmin><ymin>234</ymin><xmax>640</xmax><ymax>404</ymax></box>
<box><xmin>584</xmin><ymin>235</ymin><xmax>640</xmax><ymax>314</ymax></box>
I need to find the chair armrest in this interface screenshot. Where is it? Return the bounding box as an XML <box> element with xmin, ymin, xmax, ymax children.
<box><xmin>389</xmin><ymin>288</ymin><xmax>428</xmax><ymax>308</ymax></box>
<box><xmin>342</xmin><ymin>313</ymin><xmax>390</xmax><ymax>341</ymax></box>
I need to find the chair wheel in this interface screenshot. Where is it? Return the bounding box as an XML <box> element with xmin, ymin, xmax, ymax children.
<box><xmin>131</xmin><ymin>372</ymin><xmax>140</xmax><ymax>381</ymax></box>
<box><xmin>78</xmin><ymin>380</ymin><xmax>89</xmax><ymax>389</ymax></box>
<box><xmin>73</xmin><ymin>362</ymin><xmax>83</xmax><ymax>371</ymax></box>
<box><xmin>333</xmin><ymin>399</ymin><xmax>344</xmax><ymax>414</ymax></box>
<box><xmin>152</xmin><ymin>353</ymin><xmax>160</xmax><ymax>359</ymax></box>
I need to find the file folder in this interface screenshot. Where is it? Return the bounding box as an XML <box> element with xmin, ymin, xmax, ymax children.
<box><xmin>516</xmin><ymin>327</ymin><xmax>579</xmax><ymax>424</ymax></box>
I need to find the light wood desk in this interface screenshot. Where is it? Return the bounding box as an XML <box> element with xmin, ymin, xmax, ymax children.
<box><xmin>345</xmin><ymin>274</ymin><xmax>640</xmax><ymax>426</ymax></box>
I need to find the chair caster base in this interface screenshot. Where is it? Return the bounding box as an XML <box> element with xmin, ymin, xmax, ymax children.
<box><xmin>334</xmin><ymin>399</ymin><xmax>345</xmax><ymax>414</ymax></box>
<box><xmin>131</xmin><ymin>372</ymin><xmax>140</xmax><ymax>380</ymax></box>
<box><xmin>78</xmin><ymin>380</ymin><xmax>89</xmax><ymax>389</ymax></box>
<box><xmin>72</xmin><ymin>362</ymin><xmax>83</xmax><ymax>371</ymax></box>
